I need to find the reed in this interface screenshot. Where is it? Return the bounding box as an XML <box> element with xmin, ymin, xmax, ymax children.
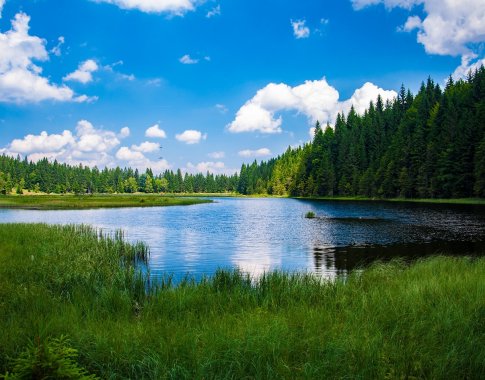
<box><xmin>1</xmin><ymin>223</ymin><xmax>484</xmax><ymax>379</ymax></box>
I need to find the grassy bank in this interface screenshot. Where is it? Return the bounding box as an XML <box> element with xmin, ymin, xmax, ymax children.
<box><xmin>297</xmin><ymin>195</ymin><xmax>485</xmax><ymax>205</ymax></box>
<box><xmin>0</xmin><ymin>194</ymin><xmax>211</xmax><ymax>209</ymax></box>
<box><xmin>1</xmin><ymin>224</ymin><xmax>484</xmax><ymax>379</ymax></box>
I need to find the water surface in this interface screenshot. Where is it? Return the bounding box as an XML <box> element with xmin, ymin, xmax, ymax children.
<box><xmin>1</xmin><ymin>198</ymin><xmax>484</xmax><ymax>280</ymax></box>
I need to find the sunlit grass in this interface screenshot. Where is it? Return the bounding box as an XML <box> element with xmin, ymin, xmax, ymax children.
<box><xmin>0</xmin><ymin>194</ymin><xmax>211</xmax><ymax>209</ymax></box>
<box><xmin>1</xmin><ymin>223</ymin><xmax>484</xmax><ymax>378</ymax></box>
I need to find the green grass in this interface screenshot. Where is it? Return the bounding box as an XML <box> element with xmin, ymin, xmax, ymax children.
<box><xmin>0</xmin><ymin>194</ymin><xmax>211</xmax><ymax>209</ymax></box>
<box><xmin>1</xmin><ymin>224</ymin><xmax>484</xmax><ymax>379</ymax></box>
<box><xmin>298</xmin><ymin>195</ymin><xmax>485</xmax><ymax>205</ymax></box>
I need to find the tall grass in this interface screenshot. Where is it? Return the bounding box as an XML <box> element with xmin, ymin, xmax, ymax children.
<box><xmin>1</xmin><ymin>223</ymin><xmax>484</xmax><ymax>379</ymax></box>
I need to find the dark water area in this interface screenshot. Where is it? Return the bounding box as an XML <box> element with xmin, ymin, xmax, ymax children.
<box><xmin>0</xmin><ymin>198</ymin><xmax>484</xmax><ymax>280</ymax></box>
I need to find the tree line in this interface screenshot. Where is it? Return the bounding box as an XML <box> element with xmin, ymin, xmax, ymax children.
<box><xmin>239</xmin><ymin>67</ymin><xmax>485</xmax><ymax>198</ymax></box>
<box><xmin>1</xmin><ymin>68</ymin><xmax>484</xmax><ymax>198</ymax></box>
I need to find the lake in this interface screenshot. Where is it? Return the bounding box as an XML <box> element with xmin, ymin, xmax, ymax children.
<box><xmin>0</xmin><ymin>197</ymin><xmax>484</xmax><ymax>281</ymax></box>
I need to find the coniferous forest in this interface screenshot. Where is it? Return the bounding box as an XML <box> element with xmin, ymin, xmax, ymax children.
<box><xmin>1</xmin><ymin>68</ymin><xmax>485</xmax><ymax>198</ymax></box>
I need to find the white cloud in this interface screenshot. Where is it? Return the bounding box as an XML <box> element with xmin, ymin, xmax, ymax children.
<box><xmin>228</xmin><ymin>78</ymin><xmax>395</xmax><ymax>134</ymax></box>
<box><xmin>131</xmin><ymin>141</ymin><xmax>160</xmax><ymax>153</ymax></box>
<box><xmin>116</xmin><ymin>146</ymin><xmax>171</xmax><ymax>172</ymax></box>
<box><xmin>0</xmin><ymin>0</ymin><xmax>5</xmax><ymax>18</ymax></box>
<box><xmin>452</xmin><ymin>54</ymin><xmax>485</xmax><ymax>80</ymax></box>
<box><xmin>0</xmin><ymin>13</ymin><xmax>90</xmax><ymax>103</ymax></box>
<box><xmin>341</xmin><ymin>82</ymin><xmax>396</xmax><ymax>115</ymax></box>
<box><xmin>116</xmin><ymin>146</ymin><xmax>145</xmax><ymax>161</ymax></box>
<box><xmin>75</xmin><ymin>120</ymin><xmax>121</xmax><ymax>153</ymax></box>
<box><xmin>208</xmin><ymin>151</ymin><xmax>225</xmax><ymax>159</ymax></box>
<box><xmin>185</xmin><ymin>161</ymin><xmax>236</xmax><ymax>175</ymax></box>
<box><xmin>145</xmin><ymin>124</ymin><xmax>167</xmax><ymax>138</ymax></box>
<box><xmin>179</xmin><ymin>54</ymin><xmax>199</xmax><ymax>64</ymax></box>
<box><xmin>175</xmin><ymin>129</ymin><xmax>207</xmax><ymax>144</ymax></box>
<box><xmin>64</xmin><ymin>59</ymin><xmax>99</xmax><ymax>84</ymax></box>
<box><xmin>238</xmin><ymin>148</ymin><xmax>272</xmax><ymax>158</ymax></box>
<box><xmin>95</xmin><ymin>0</ymin><xmax>197</xmax><ymax>16</ymax></box>
<box><xmin>206</xmin><ymin>4</ymin><xmax>220</xmax><ymax>18</ymax></box>
<box><xmin>400</xmin><ymin>15</ymin><xmax>422</xmax><ymax>32</ymax></box>
<box><xmin>353</xmin><ymin>0</ymin><xmax>485</xmax><ymax>58</ymax></box>
<box><xmin>1</xmin><ymin>120</ymin><xmax>170</xmax><ymax>172</ymax></box>
<box><xmin>215</xmin><ymin>103</ymin><xmax>228</xmax><ymax>113</ymax></box>
<box><xmin>9</xmin><ymin>130</ymin><xmax>75</xmax><ymax>154</ymax></box>
<box><xmin>119</xmin><ymin>127</ymin><xmax>130</xmax><ymax>138</ymax></box>
<box><xmin>50</xmin><ymin>36</ymin><xmax>65</xmax><ymax>56</ymax></box>
<box><xmin>291</xmin><ymin>19</ymin><xmax>310</xmax><ymax>39</ymax></box>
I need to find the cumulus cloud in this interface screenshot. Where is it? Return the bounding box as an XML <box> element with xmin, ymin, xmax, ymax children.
<box><xmin>1</xmin><ymin>120</ymin><xmax>170</xmax><ymax>172</ymax></box>
<box><xmin>452</xmin><ymin>54</ymin><xmax>485</xmax><ymax>80</ymax></box>
<box><xmin>238</xmin><ymin>148</ymin><xmax>272</xmax><ymax>158</ymax></box>
<box><xmin>145</xmin><ymin>124</ymin><xmax>167</xmax><ymax>138</ymax></box>
<box><xmin>175</xmin><ymin>130</ymin><xmax>207</xmax><ymax>144</ymax></box>
<box><xmin>64</xmin><ymin>59</ymin><xmax>99</xmax><ymax>84</ymax></box>
<box><xmin>0</xmin><ymin>13</ymin><xmax>91</xmax><ymax>103</ymax></box>
<box><xmin>116</xmin><ymin>146</ymin><xmax>170</xmax><ymax>172</ymax></box>
<box><xmin>208</xmin><ymin>151</ymin><xmax>225</xmax><ymax>159</ymax></box>
<box><xmin>179</xmin><ymin>54</ymin><xmax>199</xmax><ymax>64</ymax></box>
<box><xmin>119</xmin><ymin>127</ymin><xmax>130</xmax><ymax>138</ymax></box>
<box><xmin>185</xmin><ymin>161</ymin><xmax>236</xmax><ymax>175</ymax></box>
<box><xmin>131</xmin><ymin>141</ymin><xmax>160</xmax><ymax>153</ymax></box>
<box><xmin>206</xmin><ymin>4</ymin><xmax>220</xmax><ymax>18</ymax></box>
<box><xmin>228</xmin><ymin>78</ymin><xmax>396</xmax><ymax>134</ymax></box>
<box><xmin>0</xmin><ymin>0</ymin><xmax>5</xmax><ymax>18</ymax></box>
<box><xmin>9</xmin><ymin>130</ymin><xmax>75</xmax><ymax>154</ymax></box>
<box><xmin>291</xmin><ymin>19</ymin><xmax>310</xmax><ymax>39</ymax></box>
<box><xmin>353</xmin><ymin>0</ymin><xmax>485</xmax><ymax>58</ymax></box>
<box><xmin>94</xmin><ymin>0</ymin><xmax>197</xmax><ymax>16</ymax></box>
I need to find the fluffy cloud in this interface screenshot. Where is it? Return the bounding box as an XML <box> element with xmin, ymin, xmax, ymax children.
<box><xmin>0</xmin><ymin>0</ymin><xmax>4</xmax><ymax>18</ymax></box>
<box><xmin>208</xmin><ymin>151</ymin><xmax>225</xmax><ymax>159</ymax></box>
<box><xmin>353</xmin><ymin>0</ymin><xmax>485</xmax><ymax>58</ymax></box>
<box><xmin>116</xmin><ymin>146</ymin><xmax>170</xmax><ymax>172</ymax></box>
<box><xmin>175</xmin><ymin>130</ymin><xmax>207</xmax><ymax>144</ymax></box>
<box><xmin>145</xmin><ymin>124</ymin><xmax>167</xmax><ymax>138</ymax></box>
<box><xmin>94</xmin><ymin>0</ymin><xmax>197</xmax><ymax>15</ymax></box>
<box><xmin>0</xmin><ymin>13</ymin><xmax>90</xmax><ymax>103</ymax></box>
<box><xmin>238</xmin><ymin>148</ymin><xmax>272</xmax><ymax>158</ymax></box>
<box><xmin>63</xmin><ymin>59</ymin><xmax>99</xmax><ymax>84</ymax></box>
<box><xmin>9</xmin><ymin>130</ymin><xmax>75</xmax><ymax>154</ymax></box>
<box><xmin>119</xmin><ymin>127</ymin><xmax>130</xmax><ymax>138</ymax></box>
<box><xmin>1</xmin><ymin>120</ymin><xmax>171</xmax><ymax>173</ymax></box>
<box><xmin>228</xmin><ymin>78</ymin><xmax>396</xmax><ymax>133</ymax></box>
<box><xmin>179</xmin><ymin>54</ymin><xmax>199</xmax><ymax>64</ymax></box>
<box><xmin>452</xmin><ymin>55</ymin><xmax>485</xmax><ymax>80</ymax></box>
<box><xmin>185</xmin><ymin>161</ymin><xmax>236</xmax><ymax>175</ymax></box>
<box><xmin>1</xmin><ymin>120</ymin><xmax>135</xmax><ymax>168</ymax></box>
<box><xmin>291</xmin><ymin>19</ymin><xmax>310</xmax><ymax>39</ymax></box>
<box><xmin>131</xmin><ymin>141</ymin><xmax>160</xmax><ymax>153</ymax></box>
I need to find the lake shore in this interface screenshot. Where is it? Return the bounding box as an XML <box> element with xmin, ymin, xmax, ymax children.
<box><xmin>0</xmin><ymin>194</ymin><xmax>211</xmax><ymax>209</ymax></box>
<box><xmin>1</xmin><ymin>223</ymin><xmax>483</xmax><ymax>379</ymax></box>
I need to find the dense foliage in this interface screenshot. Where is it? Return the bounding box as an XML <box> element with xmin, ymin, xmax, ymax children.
<box><xmin>241</xmin><ymin>68</ymin><xmax>485</xmax><ymax>198</ymax></box>
<box><xmin>0</xmin><ymin>158</ymin><xmax>238</xmax><ymax>194</ymax></box>
<box><xmin>1</xmin><ymin>68</ymin><xmax>484</xmax><ymax>198</ymax></box>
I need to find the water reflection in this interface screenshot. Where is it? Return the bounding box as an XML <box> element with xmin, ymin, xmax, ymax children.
<box><xmin>0</xmin><ymin>198</ymin><xmax>484</xmax><ymax>281</ymax></box>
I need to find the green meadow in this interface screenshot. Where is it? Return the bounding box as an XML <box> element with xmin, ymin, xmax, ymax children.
<box><xmin>1</xmin><ymin>223</ymin><xmax>484</xmax><ymax>379</ymax></box>
<box><xmin>0</xmin><ymin>194</ymin><xmax>210</xmax><ymax>210</ymax></box>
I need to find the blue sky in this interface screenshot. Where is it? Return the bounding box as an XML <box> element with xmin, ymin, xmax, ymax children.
<box><xmin>0</xmin><ymin>0</ymin><xmax>484</xmax><ymax>174</ymax></box>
